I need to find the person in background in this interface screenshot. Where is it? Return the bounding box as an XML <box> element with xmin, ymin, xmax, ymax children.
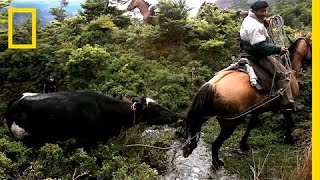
<box><xmin>43</xmin><ymin>75</ymin><xmax>58</xmax><ymax>93</ymax></box>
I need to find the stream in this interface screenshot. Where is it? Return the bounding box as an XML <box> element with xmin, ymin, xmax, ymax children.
<box><xmin>143</xmin><ymin>127</ymin><xmax>239</xmax><ymax>180</ymax></box>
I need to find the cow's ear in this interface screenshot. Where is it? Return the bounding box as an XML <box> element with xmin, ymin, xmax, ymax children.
<box><xmin>139</xmin><ymin>96</ymin><xmax>147</xmax><ymax>105</ymax></box>
<box><xmin>131</xmin><ymin>96</ymin><xmax>147</xmax><ymax>106</ymax></box>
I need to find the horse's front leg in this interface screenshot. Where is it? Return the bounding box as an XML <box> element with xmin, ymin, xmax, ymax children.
<box><xmin>240</xmin><ymin>114</ymin><xmax>259</xmax><ymax>151</ymax></box>
<box><xmin>282</xmin><ymin>110</ymin><xmax>295</xmax><ymax>144</ymax></box>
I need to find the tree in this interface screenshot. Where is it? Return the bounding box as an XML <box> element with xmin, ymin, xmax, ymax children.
<box><xmin>65</xmin><ymin>44</ymin><xmax>110</xmax><ymax>90</ymax></box>
<box><xmin>156</xmin><ymin>0</ymin><xmax>192</xmax><ymax>45</ymax></box>
<box><xmin>0</xmin><ymin>0</ymin><xmax>11</xmax><ymax>30</ymax></box>
<box><xmin>49</xmin><ymin>0</ymin><xmax>69</xmax><ymax>22</ymax></box>
<box><xmin>189</xmin><ymin>2</ymin><xmax>240</xmax><ymax>71</ymax></box>
<box><xmin>0</xmin><ymin>0</ymin><xmax>11</xmax><ymax>51</ymax></box>
<box><xmin>0</xmin><ymin>0</ymin><xmax>11</xmax><ymax>10</ymax></box>
<box><xmin>269</xmin><ymin>0</ymin><xmax>311</xmax><ymax>29</ymax></box>
<box><xmin>80</xmin><ymin>0</ymin><xmax>131</xmax><ymax>28</ymax></box>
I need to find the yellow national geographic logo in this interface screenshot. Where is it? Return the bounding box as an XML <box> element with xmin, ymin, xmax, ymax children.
<box><xmin>8</xmin><ymin>8</ymin><xmax>37</xmax><ymax>49</ymax></box>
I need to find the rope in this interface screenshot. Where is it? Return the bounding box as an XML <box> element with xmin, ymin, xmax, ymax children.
<box><xmin>213</xmin><ymin>74</ymin><xmax>293</xmax><ymax>121</ymax></box>
<box><xmin>268</xmin><ymin>15</ymin><xmax>293</xmax><ymax>96</ymax></box>
<box><xmin>124</xmin><ymin>132</ymin><xmax>200</xmax><ymax>150</ymax></box>
<box><xmin>268</xmin><ymin>15</ymin><xmax>286</xmax><ymax>46</ymax></box>
<box><xmin>268</xmin><ymin>15</ymin><xmax>292</xmax><ymax>70</ymax></box>
<box><xmin>124</xmin><ymin>100</ymin><xmax>188</xmax><ymax>150</ymax></box>
<box><xmin>216</xmin><ymin>93</ymin><xmax>281</xmax><ymax>120</ymax></box>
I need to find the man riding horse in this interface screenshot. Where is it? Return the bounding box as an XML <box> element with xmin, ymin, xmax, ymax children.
<box><xmin>182</xmin><ymin>0</ymin><xmax>311</xmax><ymax>170</ymax></box>
<box><xmin>239</xmin><ymin>1</ymin><xmax>294</xmax><ymax>108</ymax></box>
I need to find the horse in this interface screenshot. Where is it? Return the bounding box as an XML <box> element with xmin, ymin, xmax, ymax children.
<box><xmin>127</xmin><ymin>0</ymin><xmax>158</xmax><ymax>25</ymax></box>
<box><xmin>182</xmin><ymin>34</ymin><xmax>312</xmax><ymax>169</ymax></box>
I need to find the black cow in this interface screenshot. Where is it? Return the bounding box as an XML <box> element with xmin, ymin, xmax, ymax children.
<box><xmin>5</xmin><ymin>91</ymin><xmax>182</xmax><ymax>146</ymax></box>
<box><xmin>43</xmin><ymin>75</ymin><xmax>58</xmax><ymax>93</ymax></box>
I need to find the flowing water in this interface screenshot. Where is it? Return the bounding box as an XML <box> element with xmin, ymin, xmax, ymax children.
<box><xmin>143</xmin><ymin>127</ymin><xmax>239</xmax><ymax>180</ymax></box>
<box><xmin>159</xmin><ymin>134</ymin><xmax>212</xmax><ymax>180</ymax></box>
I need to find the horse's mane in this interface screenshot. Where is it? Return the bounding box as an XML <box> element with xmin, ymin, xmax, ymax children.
<box><xmin>140</xmin><ymin>0</ymin><xmax>150</xmax><ymax>6</ymax></box>
<box><xmin>288</xmin><ymin>37</ymin><xmax>309</xmax><ymax>55</ymax></box>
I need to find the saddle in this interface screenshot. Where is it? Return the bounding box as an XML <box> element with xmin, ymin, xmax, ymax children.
<box><xmin>247</xmin><ymin>57</ymin><xmax>274</xmax><ymax>92</ymax></box>
<box><xmin>221</xmin><ymin>56</ymin><xmax>275</xmax><ymax>93</ymax></box>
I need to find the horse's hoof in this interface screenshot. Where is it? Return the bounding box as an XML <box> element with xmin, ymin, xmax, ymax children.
<box><xmin>182</xmin><ymin>148</ymin><xmax>190</xmax><ymax>158</ymax></box>
<box><xmin>212</xmin><ymin>159</ymin><xmax>224</xmax><ymax>171</ymax></box>
<box><xmin>240</xmin><ymin>143</ymin><xmax>250</xmax><ymax>152</ymax></box>
<box><xmin>284</xmin><ymin>135</ymin><xmax>294</xmax><ymax>145</ymax></box>
<box><xmin>182</xmin><ymin>142</ymin><xmax>197</xmax><ymax>158</ymax></box>
<box><xmin>182</xmin><ymin>145</ymin><xmax>192</xmax><ymax>158</ymax></box>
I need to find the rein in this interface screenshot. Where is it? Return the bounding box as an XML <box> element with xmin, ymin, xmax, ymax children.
<box><xmin>197</xmin><ymin>82</ymin><xmax>290</xmax><ymax>121</ymax></box>
<box><xmin>216</xmin><ymin>89</ymin><xmax>282</xmax><ymax>120</ymax></box>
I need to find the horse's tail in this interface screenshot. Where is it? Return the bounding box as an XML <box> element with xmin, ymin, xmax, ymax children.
<box><xmin>180</xmin><ymin>83</ymin><xmax>215</xmax><ymax>157</ymax></box>
<box><xmin>186</xmin><ymin>83</ymin><xmax>215</xmax><ymax>131</ymax></box>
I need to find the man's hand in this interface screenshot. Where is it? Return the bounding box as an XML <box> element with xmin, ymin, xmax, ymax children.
<box><xmin>280</xmin><ymin>47</ymin><xmax>288</xmax><ymax>55</ymax></box>
<box><xmin>263</xmin><ymin>18</ymin><xmax>270</xmax><ymax>28</ymax></box>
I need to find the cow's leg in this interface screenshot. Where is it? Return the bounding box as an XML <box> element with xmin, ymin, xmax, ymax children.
<box><xmin>212</xmin><ymin>118</ymin><xmax>242</xmax><ymax>170</ymax></box>
<box><xmin>240</xmin><ymin>114</ymin><xmax>259</xmax><ymax>151</ymax></box>
<box><xmin>282</xmin><ymin>110</ymin><xmax>295</xmax><ymax>144</ymax></box>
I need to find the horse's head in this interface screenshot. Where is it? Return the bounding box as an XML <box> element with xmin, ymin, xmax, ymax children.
<box><xmin>288</xmin><ymin>32</ymin><xmax>312</xmax><ymax>72</ymax></box>
<box><xmin>127</xmin><ymin>0</ymin><xmax>144</xmax><ymax>11</ymax></box>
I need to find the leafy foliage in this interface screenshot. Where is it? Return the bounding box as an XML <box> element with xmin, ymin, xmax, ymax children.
<box><xmin>80</xmin><ymin>0</ymin><xmax>131</xmax><ymax>27</ymax></box>
<box><xmin>66</xmin><ymin>44</ymin><xmax>110</xmax><ymax>89</ymax></box>
<box><xmin>50</xmin><ymin>7</ymin><xmax>68</xmax><ymax>22</ymax></box>
<box><xmin>0</xmin><ymin>0</ymin><xmax>312</xmax><ymax>179</ymax></box>
<box><xmin>269</xmin><ymin>0</ymin><xmax>311</xmax><ymax>29</ymax></box>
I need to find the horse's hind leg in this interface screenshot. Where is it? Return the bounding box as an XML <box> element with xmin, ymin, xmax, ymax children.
<box><xmin>182</xmin><ymin>118</ymin><xmax>208</xmax><ymax>157</ymax></box>
<box><xmin>240</xmin><ymin>114</ymin><xmax>259</xmax><ymax>151</ymax></box>
<box><xmin>212</xmin><ymin>118</ymin><xmax>242</xmax><ymax>170</ymax></box>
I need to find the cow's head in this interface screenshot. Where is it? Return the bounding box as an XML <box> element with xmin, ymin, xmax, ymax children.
<box><xmin>134</xmin><ymin>97</ymin><xmax>184</xmax><ymax>125</ymax></box>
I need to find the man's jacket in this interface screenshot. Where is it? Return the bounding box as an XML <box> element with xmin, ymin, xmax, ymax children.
<box><xmin>240</xmin><ymin>10</ymin><xmax>281</xmax><ymax>56</ymax></box>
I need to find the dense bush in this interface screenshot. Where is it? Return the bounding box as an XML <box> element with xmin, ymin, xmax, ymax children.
<box><xmin>0</xmin><ymin>0</ymin><xmax>311</xmax><ymax>179</ymax></box>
